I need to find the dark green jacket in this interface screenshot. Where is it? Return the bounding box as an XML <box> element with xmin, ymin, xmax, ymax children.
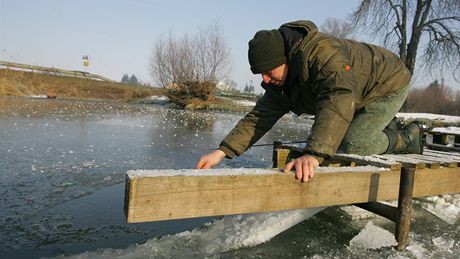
<box><xmin>220</xmin><ymin>20</ymin><xmax>411</xmax><ymax>163</ymax></box>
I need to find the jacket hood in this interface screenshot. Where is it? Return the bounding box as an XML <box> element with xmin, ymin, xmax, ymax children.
<box><xmin>279</xmin><ymin>20</ymin><xmax>318</xmax><ymax>46</ymax></box>
<box><xmin>277</xmin><ymin>20</ymin><xmax>319</xmax><ymax>89</ymax></box>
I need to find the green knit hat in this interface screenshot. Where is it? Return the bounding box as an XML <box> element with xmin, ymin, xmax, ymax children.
<box><xmin>248</xmin><ymin>29</ymin><xmax>286</xmax><ymax>74</ymax></box>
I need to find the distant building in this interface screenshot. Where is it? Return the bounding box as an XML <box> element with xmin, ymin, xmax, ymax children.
<box><xmin>216</xmin><ymin>81</ymin><xmax>231</xmax><ymax>92</ymax></box>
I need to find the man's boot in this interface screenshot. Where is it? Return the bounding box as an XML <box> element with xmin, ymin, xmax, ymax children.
<box><xmin>384</xmin><ymin>118</ymin><xmax>424</xmax><ymax>154</ymax></box>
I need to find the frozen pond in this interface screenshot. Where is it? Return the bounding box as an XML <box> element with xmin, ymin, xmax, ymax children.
<box><xmin>0</xmin><ymin>97</ymin><xmax>458</xmax><ymax>258</ymax></box>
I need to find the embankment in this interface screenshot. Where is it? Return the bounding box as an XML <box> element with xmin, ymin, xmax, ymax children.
<box><xmin>0</xmin><ymin>69</ymin><xmax>162</xmax><ymax>101</ymax></box>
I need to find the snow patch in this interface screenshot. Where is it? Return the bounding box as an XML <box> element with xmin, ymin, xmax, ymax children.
<box><xmin>28</xmin><ymin>95</ymin><xmax>48</xmax><ymax>99</ymax></box>
<box><xmin>340</xmin><ymin>205</ymin><xmax>377</xmax><ymax>220</ymax></box>
<box><xmin>231</xmin><ymin>99</ymin><xmax>256</xmax><ymax>107</ymax></box>
<box><xmin>141</xmin><ymin>95</ymin><xmax>171</xmax><ymax>105</ymax></box>
<box><xmin>430</xmin><ymin>126</ymin><xmax>460</xmax><ymax>135</ymax></box>
<box><xmin>218</xmin><ymin>97</ymin><xmax>256</xmax><ymax>107</ymax></box>
<box><xmin>349</xmin><ymin>221</ymin><xmax>397</xmax><ymax>249</ymax></box>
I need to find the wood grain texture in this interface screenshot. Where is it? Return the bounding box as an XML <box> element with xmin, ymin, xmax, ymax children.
<box><xmin>125</xmin><ymin>167</ymin><xmax>401</xmax><ymax>223</ymax></box>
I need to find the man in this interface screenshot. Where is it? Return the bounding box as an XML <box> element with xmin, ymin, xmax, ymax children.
<box><xmin>196</xmin><ymin>20</ymin><xmax>423</xmax><ymax>182</ymax></box>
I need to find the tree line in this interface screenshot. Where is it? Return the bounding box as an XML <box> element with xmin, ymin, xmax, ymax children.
<box><xmin>121</xmin><ymin>74</ymin><xmax>139</xmax><ymax>85</ymax></box>
<box><xmin>406</xmin><ymin>81</ymin><xmax>460</xmax><ymax>116</ymax></box>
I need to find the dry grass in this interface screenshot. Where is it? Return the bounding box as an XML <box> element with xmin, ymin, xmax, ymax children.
<box><xmin>0</xmin><ymin>69</ymin><xmax>163</xmax><ymax>101</ymax></box>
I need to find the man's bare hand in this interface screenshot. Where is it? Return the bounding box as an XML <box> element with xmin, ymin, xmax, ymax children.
<box><xmin>283</xmin><ymin>155</ymin><xmax>319</xmax><ymax>182</ymax></box>
<box><xmin>196</xmin><ymin>150</ymin><xmax>226</xmax><ymax>169</ymax></box>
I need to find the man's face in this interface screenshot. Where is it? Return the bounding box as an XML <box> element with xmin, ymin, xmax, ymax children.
<box><xmin>261</xmin><ymin>64</ymin><xmax>288</xmax><ymax>86</ymax></box>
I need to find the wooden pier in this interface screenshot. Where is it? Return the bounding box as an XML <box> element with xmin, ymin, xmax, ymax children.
<box><xmin>426</xmin><ymin>127</ymin><xmax>460</xmax><ymax>152</ymax></box>
<box><xmin>272</xmin><ymin>142</ymin><xmax>460</xmax><ymax>250</ymax></box>
<box><xmin>124</xmin><ymin>140</ymin><xmax>460</xmax><ymax>251</ymax></box>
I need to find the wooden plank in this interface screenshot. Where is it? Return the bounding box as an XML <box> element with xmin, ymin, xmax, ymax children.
<box><xmin>382</xmin><ymin>154</ymin><xmax>440</xmax><ymax>169</ymax></box>
<box><xmin>332</xmin><ymin>153</ymin><xmax>402</xmax><ymax>170</ymax></box>
<box><xmin>429</xmin><ymin>128</ymin><xmax>460</xmax><ymax>136</ymax></box>
<box><xmin>413</xmin><ymin>167</ymin><xmax>460</xmax><ymax>197</ymax></box>
<box><xmin>273</xmin><ymin>148</ymin><xmax>305</xmax><ymax>168</ymax></box>
<box><xmin>124</xmin><ymin>167</ymin><xmax>399</xmax><ymax>223</ymax></box>
<box><xmin>372</xmin><ymin>154</ymin><xmax>426</xmax><ymax>169</ymax></box>
<box><xmin>422</xmin><ymin>151</ymin><xmax>460</xmax><ymax>167</ymax></box>
<box><xmin>125</xmin><ymin>166</ymin><xmax>460</xmax><ymax>223</ymax></box>
<box><xmin>427</xmin><ymin>143</ymin><xmax>460</xmax><ymax>153</ymax></box>
<box><xmin>424</xmin><ymin>149</ymin><xmax>460</xmax><ymax>159</ymax></box>
<box><xmin>404</xmin><ymin>154</ymin><xmax>458</xmax><ymax>168</ymax></box>
<box><xmin>273</xmin><ymin>148</ymin><xmax>291</xmax><ymax>168</ymax></box>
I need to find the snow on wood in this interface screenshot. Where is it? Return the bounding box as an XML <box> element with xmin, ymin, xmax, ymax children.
<box><xmin>397</xmin><ymin>113</ymin><xmax>460</xmax><ymax>124</ymax></box>
<box><xmin>430</xmin><ymin>126</ymin><xmax>460</xmax><ymax>135</ymax></box>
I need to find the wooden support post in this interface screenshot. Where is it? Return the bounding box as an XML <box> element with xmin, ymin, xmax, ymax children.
<box><xmin>272</xmin><ymin>141</ymin><xmax>282</xmax><ymax>168</ymax></box>
<box><xmin>395</xmin><ymin>167</ymin><xmax>415</xmax><ymax>251</ymax></box>
<box><xmin>356</xmin><ymin>167</ymin><xmax>416</xmax><ymax>251</ymax></box>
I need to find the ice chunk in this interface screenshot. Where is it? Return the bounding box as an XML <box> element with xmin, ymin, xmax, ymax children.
<box><xmin>67</xmin><ymin>207</ymin><xmax>325</xmax><ymax>258</ymax></box>
<box><xmin>406</xmin><ymin>242</ymin><xmax>429</xmax><ymax>259</ymax></box>
<box><xmin>416</xmin><ymin>194</ymin><xmax>460</xmax><ymax>224</ymax></box>
<box><xmin>340</xmin><ymin>205</ymin><xmax>377</xmax><ymax>220</ymax></box>
<box><xmin>349</xmin><ymin>221</ymin><xmax>397</xmax><ymax>249</ymax></box>
<box><xmin>432</xmin><ymin>236</ymin><xmax>455</xmax><ymax>251</ymax></box>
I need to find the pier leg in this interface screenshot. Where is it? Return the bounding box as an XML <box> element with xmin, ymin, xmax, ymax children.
<box><xmin>395</xmin><ymin>167</ymin><xmax>415</xmax><ymax>251</ymax></box>
<box><xmin>272</xmin><ymin>141</ymin><xmax>282</xmax><ymax>168</ymax></box>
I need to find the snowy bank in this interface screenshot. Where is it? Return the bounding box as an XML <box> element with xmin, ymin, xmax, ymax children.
<box><xmin>137</xmin><ymin>95</ymin><xmax>171</xmax><ymax>105</ymax></box>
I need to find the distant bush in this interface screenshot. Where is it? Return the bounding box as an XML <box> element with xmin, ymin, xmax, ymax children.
<box><xmin>148</xmin><ymin>23</ymin><xmax>230</xmax><ymax>107</ymax></box>
<box><xmin>406</xmin><ymin>82</ymin><xmax>460</xmax><ymax>115</ymax></box>
<box><xmin>166</xmin><ymin>81</ymin><xmax>215</xmax><ymax>108</ymax></box>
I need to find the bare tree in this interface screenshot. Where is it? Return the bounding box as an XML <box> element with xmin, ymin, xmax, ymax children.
<box><xmin>351</xmin><ymin>0</ymin><xmax>460</xmax><ymax>81</ymax></box>
<box><xmin>148</xmin><ymin>23</ymin><xmax>230</xmax><ymax>88</ymax></box>
<box><xmin>320</xmin><ymin>17</ymin><xmax>355</xmax><ymax>39</ymax></box>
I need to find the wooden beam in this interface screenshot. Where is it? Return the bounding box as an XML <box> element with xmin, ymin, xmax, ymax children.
<box><xmin>125</xmin><ymin>167</ymin><xmax>402</xmax><ymax>223</ymax></box>
<box><xmin>413</xmin><ymin>167</ymin><xmax>460</xmax><ymax>196</ymax></box>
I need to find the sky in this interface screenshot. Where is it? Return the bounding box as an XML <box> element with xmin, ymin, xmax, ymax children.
<box><xmin>2</xmin><ymin>0</ymin><xmax>368</xmax><ymax>90</ymax></box>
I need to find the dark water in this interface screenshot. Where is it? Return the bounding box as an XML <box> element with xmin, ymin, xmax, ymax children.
<box><xmin>0</xmin><ymin>97</ymin><xmax>458</xmax><ymax>259</ymax></box>
<box><xmin>0</xmin><ymin>97</ymin><xmax>310</xmax><ymax>258</ymax></box>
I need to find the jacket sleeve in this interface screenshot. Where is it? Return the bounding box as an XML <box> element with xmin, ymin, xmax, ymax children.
<box><xmin>304</xmin><ymin>56</ymin><xmax>359</xmax><ymax>162</ymax></box>
<box><xmin>220</xmin><ymin>90</ymin><xmax>289</xmax><ymax>158</ymax></box>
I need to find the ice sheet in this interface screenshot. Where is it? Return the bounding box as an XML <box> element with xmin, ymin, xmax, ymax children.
<box><xmin>67</xmin><ymin>207</ymin><xmax>325</xmax><ymax>258</ymax></box>
<box><xmin>415</xmin><ymin>194</ymin><xmax>460</xmax><ymax>224</ymax></box>
<box><xmin>349</xmin><ymin>221</ymin><xmax>397</xmax><ymax>249</ymax></box>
